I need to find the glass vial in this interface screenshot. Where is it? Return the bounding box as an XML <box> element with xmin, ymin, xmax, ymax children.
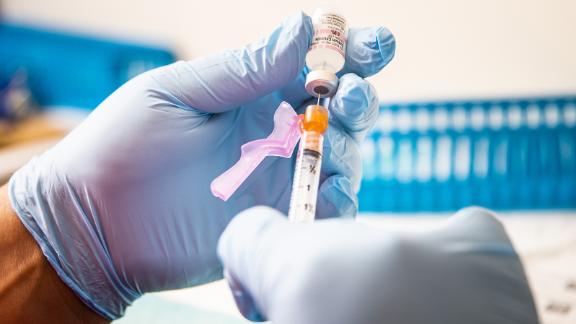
<box><xmin>305</xmin><ymin>8</ymin><xmax>348</xmax><ymax>98</ymax></box>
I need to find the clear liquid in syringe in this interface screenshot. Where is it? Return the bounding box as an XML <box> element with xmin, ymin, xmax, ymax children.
<box><xmin>289</xmin><ymin>144</ymin><xmax>323</xmax><ymax>223</ymax></box>
<box><xmin>288</xmin><ymin>102</ymin><xmax>327</xmax><ymax>223</ymax></box>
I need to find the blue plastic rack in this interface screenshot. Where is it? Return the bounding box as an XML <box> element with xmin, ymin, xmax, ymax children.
<box><xmin>359</xmin><ymin>96</ymin><xmax>576</xmax><ymax>212</ymax></box>
<box><xmin>1</xmin><ymin>22</ymin><xmax>175</xmax><ymax>110</ymax></box>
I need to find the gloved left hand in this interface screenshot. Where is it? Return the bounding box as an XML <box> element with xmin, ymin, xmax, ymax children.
<box><xmin>218</xmin><ymin>206</ymin><xmax>540</xmax><ymax>324</ymax></box>
<box><xmin>7</xmin><ymin>12</ymin><xmax>395</xmax><ymax>319</ymax></box>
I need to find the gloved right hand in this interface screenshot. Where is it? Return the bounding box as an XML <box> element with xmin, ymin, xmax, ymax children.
<box><xmin>218</xmin><ymin>206</ymin><xmax>540</xmax><ymax>324</ymax></box>
<box><xmin>8</xmin><ymin>12</ymin><xmax>395</xmax><ymax>319</ymax></box>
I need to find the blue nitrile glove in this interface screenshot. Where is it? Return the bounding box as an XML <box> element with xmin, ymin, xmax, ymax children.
<box><xmin>218</xmin><ymin>207</ymin><xmax>540</xmax><ymax>324</ymax></box>
<box><xmin>7</xmin><ymin>12</ymin><xmax>395</xmax><ymax>319</ymax></box>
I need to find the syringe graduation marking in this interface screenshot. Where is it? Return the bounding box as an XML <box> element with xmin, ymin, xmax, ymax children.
<box><xmin>303</xmin><ymin>149</ymin><xmax>321</xmax><ymax>158</ymax></box>
<box><xmin>289</xmin><ymin>8</ymin><xmax>347</xmax><ymax>223</ymax></box>
<box><xmin>288</xmin><ymin>102</ymin><xmax>329</xmax><ymax>223</ymax></box>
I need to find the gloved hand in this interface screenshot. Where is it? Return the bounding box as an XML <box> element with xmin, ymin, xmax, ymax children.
<box><xmin>218</xmin><ymin>207</ymin><xmax>540</xmax><ymax>324</ymax></box>
<box><xmin>7</xmin><ymin>12</ymin><xmax>395</xmax><ymax>319</ymax></box>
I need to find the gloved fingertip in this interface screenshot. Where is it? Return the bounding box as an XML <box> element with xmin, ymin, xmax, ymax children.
<box><xmin>218</xmin><ymin>207</ymin><xmax>286</xmax><ymax>321</ymax></box>
<box><xmin>317</xmin><ymin>176</ymin><xmax>358</xmax><ymax>219</ymax></box>
<box><xmin>376</xmin><ymin>27</ymin><xmax>396</xmax><ymax>64</ymax></box>
<box><xmin>453</xmin><ymin>206</ymin><xmax>504</xmax><ymax>231</ymax></box>
<box><xmin>283</xmin><ymin>11</ymin><xmax>314</xmax><ymax>45</ymax></box>
<box><xmin>224</xmin><ymin>270</ymin><xmax>267</xmax><ymax>322</ymax></box>
<box><xmin>446</xmin><ymin>207</ymin><xmax>514</xmax><ymax>247</ymax></box>
<box><xmin>336</xmin><ymin>73</ymin><xmax>377</xmax><ymax>113</ymax></box>
<box><xmin>265</xmin><ymin>11</ymin><xmax>314</xmax><ymax>84</ymax></box>
<box><xmin>345</xmin><ymin>26</ymin><xmax>396</xmax><ymax>78</ymax></box>
<box><xmin>330</xmin><ymin>74</ymin><xmax>379</xmax><ymax>136</ymax></box>
<box><xmin>219</xmin><ymin>206</ymin><xmax>286</xmax><ymax>260</ymax></box>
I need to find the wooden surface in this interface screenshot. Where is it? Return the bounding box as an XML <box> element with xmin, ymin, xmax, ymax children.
<box><xmin>0</xmin><ymin>116</ymin><xmax>67</xmax><ymax>184</ymax></box>
<box><xmin>0</xmin><ymin>116</ymin><xmax>66</xmax><ymax>148</ymax></box>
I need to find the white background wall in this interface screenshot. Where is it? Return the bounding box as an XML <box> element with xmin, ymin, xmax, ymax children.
<box><xmin>3</xmin><ymin>0</ymin><xmax>576</xmax><ymax>102</ymax></box>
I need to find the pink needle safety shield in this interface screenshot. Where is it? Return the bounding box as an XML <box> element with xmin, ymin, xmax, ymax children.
<box><xmin>211</xmin><ymin>102</ymin><xmax>302</xmax><ymax>201</ymax></box>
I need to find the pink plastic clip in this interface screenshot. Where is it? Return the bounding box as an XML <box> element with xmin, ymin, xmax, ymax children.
<box><xmin>211</xmin><ymin>102</ymin><xmax>302</xmax><ymax>201</ymax></box>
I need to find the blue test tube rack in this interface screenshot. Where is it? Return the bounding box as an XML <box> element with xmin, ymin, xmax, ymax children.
<box><xmin>359</xmin><ymin>96</ymin><xmax>576</xmax><ymax>212</ymax></box>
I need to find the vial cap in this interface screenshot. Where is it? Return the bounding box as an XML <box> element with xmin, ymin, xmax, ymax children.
<box><xmin>305</xmin><ymin>70</ymin><xmax>339</xmax><ymax>97</ymax></box>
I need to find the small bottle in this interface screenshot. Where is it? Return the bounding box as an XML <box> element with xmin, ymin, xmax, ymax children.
<box><xmin>305</xmin><ymin>8</ymin><xmax>348</xmax><ymax>98</ymax></box>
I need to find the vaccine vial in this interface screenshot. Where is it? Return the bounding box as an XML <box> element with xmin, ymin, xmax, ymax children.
<box><xmin>305</xmin><ymin>8</ymin><xmax>348</xmax><ymax>98</ymax></box>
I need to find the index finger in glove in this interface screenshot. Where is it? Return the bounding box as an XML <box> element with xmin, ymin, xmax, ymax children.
<box><xmin>149</xmin><ymin>12</ymin><xmax>312</xmax><ymax>113</ymax></box>
<box><xmin>320</xmin><ymin>73</ymin><xmax>379</xmax><ymax>194</ymax></box>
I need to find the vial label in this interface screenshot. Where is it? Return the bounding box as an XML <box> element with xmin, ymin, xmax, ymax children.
<box><xmin>310</xmin><ymin>13</ymin><xmax>347</xmax><ymax>57</ymax></box>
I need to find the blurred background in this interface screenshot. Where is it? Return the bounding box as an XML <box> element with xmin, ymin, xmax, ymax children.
<box><xmin>1</xmin><ymin>0</ymin><xmax>575</xmax><ymax>323</ymax></box>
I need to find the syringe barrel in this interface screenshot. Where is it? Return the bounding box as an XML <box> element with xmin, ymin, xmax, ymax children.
<box><xmin>288</xmin><ymin>104</ymin><xmax>329</xmax><ymax>223</ymax></box>
<box><xmin>288</xmin><ymin>131</ymin><xmax>324</xmax><ymax>223</ymax></box>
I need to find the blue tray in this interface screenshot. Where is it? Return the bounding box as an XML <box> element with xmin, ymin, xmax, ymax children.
<box><xmin>0</xmin><ymin>22</ymin><xmax>175</xmax><ymax>110</ymax></box>
<box><xmin>359</xmin><ymin>96</ymin><xmax>576</xmax><ymax>212</ymax></box>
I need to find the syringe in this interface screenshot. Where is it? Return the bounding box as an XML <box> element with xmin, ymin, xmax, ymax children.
<box><xmin>288</xmin><ymin>98</ymin><xmax>329</xmax><ymax>223</ymax></box>
<box><xmin>288</xmin><ymin>8</ymin><xmax>347</xmax><ymax>223</ymax></box>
